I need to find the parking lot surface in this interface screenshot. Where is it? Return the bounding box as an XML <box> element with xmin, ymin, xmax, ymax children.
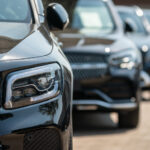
<box><xmin>73</xmin><ymin>101</ymin><xmax>150</xmax><ymax>150</ymax></box>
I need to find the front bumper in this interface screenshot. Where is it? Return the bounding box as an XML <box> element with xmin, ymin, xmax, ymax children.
<box><xmin>0</xmin><ymin>96</ymin><xmax>71</xmax><ymax>150</ymax></box>
<box><xmin>72</xmin><ymin>69</ymin><xmax>140</xmax><ymax>112</ymax></box>
<box><xmin>73</xmin><ymin>99</ymin><xmax>137</xmax><ymax>111</ymax></box>
<box><xmin>65</xmin><ymin>51</ymin><xmax>140</xmax><ymax>111</ymax></box>
<box><xmin>0</xmin><ymin>54</ymin><xmax>73</xmax><ymax>150</ymax></box>
<box><xmin>0</xmin><ymin>127</ymin><xmax>62</xmax><ymax>150</ymax></box>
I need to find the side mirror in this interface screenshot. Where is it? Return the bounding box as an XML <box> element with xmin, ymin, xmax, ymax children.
<box><xmin>124</xmin><ymin>19</ymin><xmax>136</xmax><ymax>33</ymax></box>
<box><xmin>46</xmin><ymin>3</ymin><xmax>69</xmax><ymax>30</ymax></box>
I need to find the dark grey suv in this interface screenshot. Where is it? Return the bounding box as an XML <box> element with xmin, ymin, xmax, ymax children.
<box><xmin>55</xmin><ymin>0</ymin><xmax>142</xmax><ymax>128</ymax></box>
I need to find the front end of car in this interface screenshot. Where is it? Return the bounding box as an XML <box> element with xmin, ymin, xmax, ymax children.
<box><xmin>0</xmin><ymin>44</ymin><xmax>73</xmax><ymax>150</ymax></box>
<box><xmin>65</xmin><ymin>47</ymin><xmax>141</xmax><ymax>112</ymax></box>
<box><xmin>63</xmin><ymin>41</ymin><xmax>142</xmax><ymax>128</ymax></box>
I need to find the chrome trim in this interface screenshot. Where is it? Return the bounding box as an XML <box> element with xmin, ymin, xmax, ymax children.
<box><xmin>71</xmin><ymin>63</ymin><xmax>108</xmax><ymax>70</ymax></box>
<box><xmin>87</xmin><ymin>89</ymin><xmax>113</xmax><ymax>103</ymax></box>
<box><xmin>31</xmin><ymin>82</ymin><xmax>59</xmax><ymax>102</ymax></box>
<box><xmin>5</xmin><ymin>64</ymin><xmax>61</xmax><ymax>109</ymax></box>
<box><xmin>13</xmin><ymin>77</ymin><xmax>55</xmax><ymax>92</ymax></box>
<box><xmin>73</xmin><ymin>100</ymin><xmax>137</xmax><ymax>110</ymax></box>
<box><xmin>30</xmin><ymin>0</ymin><xmax>40</xmax><ymax>25</ymax></box>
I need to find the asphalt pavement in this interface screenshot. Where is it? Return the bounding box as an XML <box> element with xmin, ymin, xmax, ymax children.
<box><xmin>73</xmin><ymin>101</ymin><xmax>150</xmax><ymax>150</ymax></box>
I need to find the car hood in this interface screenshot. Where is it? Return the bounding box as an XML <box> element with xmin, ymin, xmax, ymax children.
<box><xmin>55</xmin><ymin>29</ymin><xmax>135</xmax><ymax>54</ymax></box>
<box><xmin>0</xmin><ymin>22</ymin><xmax>52</xmax><ymax>62</ymax></box>
<box><xmin>126</xmin><ymin>33</ymin><xmax>150</xmax><ymax>49</ymax></box>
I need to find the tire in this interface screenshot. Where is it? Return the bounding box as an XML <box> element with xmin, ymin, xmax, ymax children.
<box><xmin>118</xmin><ymin>106</ymin><xmax>140</xmax><ymax>128</ymax></box>
<box><xmin>69</xmin><ymin>130</ymin><xmax>73</xmax><ymax>150</ymax></box>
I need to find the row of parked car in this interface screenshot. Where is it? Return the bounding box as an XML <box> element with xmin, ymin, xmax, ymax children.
<box><xmin>0</xmin><ymin>0</ymin><xmax>150</xmax><ymax>150</ymax></box>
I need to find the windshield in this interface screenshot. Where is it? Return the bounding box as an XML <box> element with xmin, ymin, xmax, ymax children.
<box><xmin>72</xmin><ymin>0</ymin><xmax>115</xmax><ymax>34</ymax></box>
<box><xmin>118</xmin><ymin>10</ymin><xmax>146</xmax><ymax>34</ymax></box>
<box><xmin>0</xmin><ymin>0</ymin><xmax>32</xmax><ymax>22</ymax></box>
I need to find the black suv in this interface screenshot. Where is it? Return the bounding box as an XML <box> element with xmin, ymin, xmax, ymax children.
<box><xmin>55</xmin><ymin>0</ymin><xmax>142</xmax><ymax>128</ymax></box>
<box><xmin>0</xmin><ymin>0</ymin><xmax>73</xmax><ymax>150</ymax></box>
<box><xmin>117</xmin><ymin>6</ymin><xmax>150</xmax><ymax>88</ymax></box>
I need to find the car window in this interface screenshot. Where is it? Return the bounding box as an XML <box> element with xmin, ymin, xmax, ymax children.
<box><xmin>119</xmin><ymin>11</ymin><xmax>146</xmax><ymax>34</ymax></box>
<box><xmin>0</xmin><ymin>0</ymin><xmax>32</xmax><ymax>22</ymax></box>
<box><xmin>72</xmin><ymin>0</ymin><xmax>115</xmax><ymax>34</ymax></box>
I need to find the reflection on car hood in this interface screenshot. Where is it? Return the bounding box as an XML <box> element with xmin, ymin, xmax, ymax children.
<box><xmin>55</xmin><ymin>29</ymin><xmax>135</xmax><ymax>54</ymax></box>
<box><xmin>0</xmin><ymin>22</ymin><xmax>52</xmax><ymax>62</ymax></box>
<box><xmin>126</xmin><ymin>33</ymin><xmax>150</xmax><ymax>49</ymax></box>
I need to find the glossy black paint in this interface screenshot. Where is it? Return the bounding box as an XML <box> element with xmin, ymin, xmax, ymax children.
<box><xmin>0</xmin><ymin>0</ymin><xmax>73</xmax><ymax>150</ymax></box>
<box><xmin>47</xmin><ymin>3</ymin><xmax>69</xmax><ymax>30</ymax></box>
<box><xmin>55</xmin><ymin>0</ymin><xmax>142</xmax><ymax>112</ymax></box>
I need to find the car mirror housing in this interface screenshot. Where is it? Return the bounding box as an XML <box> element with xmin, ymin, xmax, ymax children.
<box><xmin>46</xmin><ymin>3</ymin><xmax>69</xmax><ymax>30</ymax></box>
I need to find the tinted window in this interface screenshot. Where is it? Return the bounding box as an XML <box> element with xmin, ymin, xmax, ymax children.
<box><xmin>0</xmin><ymin>0</ymin><xmax>32</xmax><ymax>22</ymax></box>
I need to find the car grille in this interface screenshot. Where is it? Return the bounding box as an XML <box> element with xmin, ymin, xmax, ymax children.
<box><xmin>72</xmin><ymin>68</ymin><xmax>107</xmax><ymax>80</ymax></box>
<box><xmin>23</xmin><ymin>128</ymin><xmax>61</xmax><ymax>150</ymax></box>
<box><xmin>66</xmin><ymin>53</ymin><xmax>106</xmax><ymax>63</ymax></box>
<box><xmin>74</xmin><ymin>78</ymin><xmax>134</xmax><ymax>100</ymax></box>
<box><xmin>99</xmin><ymin>78</ymin><xmax>134</xmax><ymax>100</ymax></box>
<box><xmin>65</xmin><ymin>53</ymin><xmax>108</xmax><ymax>80</ymax></box>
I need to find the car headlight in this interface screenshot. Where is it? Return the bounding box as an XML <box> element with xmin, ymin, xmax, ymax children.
<box><xmin>141</xmin><ymin>45</ymin><xmax>149</xmax><ymax>53</ymax></box>
<box><xmin>109</xmin><ymin>49</ymin><xmax>141</xmax><ymax>70</ymax></box>
<box><xmin>5</xmin><ymin>63</ymin><xmax>62</xmax><ymax>109</ymax></box>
